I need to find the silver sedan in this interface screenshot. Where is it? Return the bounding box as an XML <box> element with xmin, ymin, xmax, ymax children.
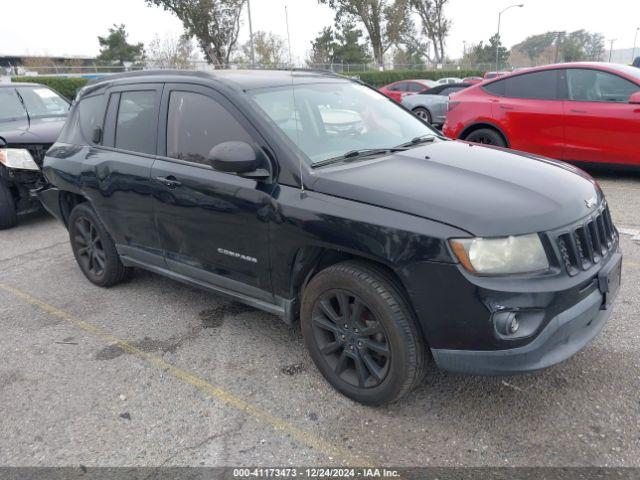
<box><xmin>402</xmin><ymin>83</ymin><xmax>471</xmax><ymax>126</ymax></box>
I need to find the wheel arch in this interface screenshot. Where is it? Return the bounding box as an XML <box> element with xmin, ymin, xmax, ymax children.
<box><xmin>459</xmin><ymin>122</ymin><xmax>510</xmax><ymax>147</ymax></box>
<box><xmin>289</xmin><ymin>246</ymin><xmax>427</xmax><ymax>344</ymax></box>
<box><xmin>59</xmin><ymin>191</ymin><xmax>89</xmax><ymax>227</ymax></box>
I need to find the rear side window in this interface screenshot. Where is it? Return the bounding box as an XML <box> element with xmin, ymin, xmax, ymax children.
<box><xmin>567</xmin><ymin>69</ymin><xmax>640</xmax><ymax>103</ymax></box>
<box><xmin>166</xmin><ymin>91</ymin><xmax>253</xmax><ymax>165</ymax></box>
<box><xmin>440</xmin><ymin>86</ymin><xmax>465</xmax><ymax>96</ymax></box>
<box><xmin>506</xmin><ymin>71</ymin><xmax>559</xmax><ymax>100</ymax></box>
<box><xmin>115</xmin><ymin>91</ymin><xmax>157</xmax><ymax>154</ymax></box>
<box><xmin>483</xmin><ymin>70</ymin><xmax>560</xmax><ymax>100</ymax></box>
<box><xmin>78</xmin><ymin>95</ymin><xmax>105</xmax><ymax>144</ymax></box>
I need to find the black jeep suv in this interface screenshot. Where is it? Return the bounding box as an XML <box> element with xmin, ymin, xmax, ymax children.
<box><xmin>39</xmin><ymin>70</ymin><xmax>622</xmax><ymax>405</ymax></box>
<box><xmin>0</xmin><ymin>83</ymin><xmax>69</xmax><ymax>229</ymax></box>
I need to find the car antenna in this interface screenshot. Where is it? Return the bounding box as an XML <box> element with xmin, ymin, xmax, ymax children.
<box><xmin>285</xmin><ymin>4</ymin><xmax>306</xmax><ymax>199</ymax></box>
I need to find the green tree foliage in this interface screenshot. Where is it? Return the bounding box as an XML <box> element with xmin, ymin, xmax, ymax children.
<box><xmin>317</xmin><ymin>0</ymin><xmax>409</xmax><ymax>67</ymax></box>
<box><xmin>146</xmin><ymin>0</ymin><xmax>246</xmax><ymax>66</ymax></box>
<box><xmin>463</xmin><ymin>34</ymin><xmax>509</xmax><ymax>68</ymax></box>
<box><xmin>307</xmin><ymin>23</ymin><xmax>371</xmax><ymax>66</ymax></box>
<box><xmin>97</xmin><ymin>24</ymin><xmax>144</xmax><ymax>66</ymax></box>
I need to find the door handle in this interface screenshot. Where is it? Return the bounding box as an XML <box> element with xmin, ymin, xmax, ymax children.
<box><xmin>499</xmin><ymin>105</ymin><xmax>515</xmax><ymax>110</ymax></box>
<box><xmin>156</xmin><ymin>175</ymin><xmax>182</xmax><ymax>188</ymax></box>
<box><xmin>570</xmin><ymin>109</ymin><xmax>588</xmax><ymax>114</ymax></box>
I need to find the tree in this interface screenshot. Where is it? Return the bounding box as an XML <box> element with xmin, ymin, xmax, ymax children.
<box><xmin>237</xmin><ymin>31</ymin><xmax>287</xmax><ymax>66</ymax></box>
<box><xmin>146</xmin><ymin>33</ymin><xmax>197</xmax><ymax>69</ymax></box>
<box><xmin>465</xmin><ymin>34</ymin><xmax>509</xmax><ymax>67</ymax></box>
<box><xmin>307</xmin><ymin>23</ymin><xmax>371</xmax><ymax>67</ymax></box>
<box><xmin>511</xmin><ymin>30</ymin><xmax>605</xmax><ymax>65</ymax></box>
<box><xmin>146</xmin><ymin>0</ymin><xmax>246</xmax><ymax>67</ymax></box>
<box><xmin>308</xmin><ymin>27</ymin><xmax>335</xmax><ymax>65</ymax></box>
<box><xmin>97</xmin><ymin>24</ymin><xmax>145</xmax><ymax>66</ymax></box>
<box><xmin>317</xmin><ymin>0</ymin><xmax>409</xmax><ymax>67</ymax></box>
<box><xmin>409</xmin><ymin>0</ymin><xmax>450</xmax><ymax>64</ymax></box>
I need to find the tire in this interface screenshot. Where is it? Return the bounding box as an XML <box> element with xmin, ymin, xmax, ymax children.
<box><xmin>68</xmin><ymin>202</ymin><xmax>132</xmax><ymax>287</ymax></box>
<box><xmin>412</xmin><ymin>107</ymin><xmax>432</xmax><ymax>124</ymax></box>
<box><xmin>0</xmin><ymin>182</ymin><xmax>18</xmax><ymax>230</ymax></box>
<box><xmin>301</xmin><ymin>261</ymin><xmax>426</xmax><ymax>405</ymax></box>
<box><xmin>464</xmin><ymin>128</ymin><xmax>507</xmax><ymax>147</ymax></box>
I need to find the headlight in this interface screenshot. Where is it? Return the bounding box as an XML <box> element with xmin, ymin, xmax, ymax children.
<box><xmin>0</xmin><ymin>149</ymin><xmax>39</xmax><ymax>171</ymax></box>
<box><xmin>449</xmin><ymin>234</ymin><xmax>549</xmax><ymax>275</ymax></box>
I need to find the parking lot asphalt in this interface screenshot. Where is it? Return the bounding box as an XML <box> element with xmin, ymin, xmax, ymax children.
<box><xmin>1</xmin><ymin>170</ymin><xmax>639</xmax><ymax>468</ymax></box>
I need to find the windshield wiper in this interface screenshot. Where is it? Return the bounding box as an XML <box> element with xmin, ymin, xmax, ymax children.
<box><xmin>312</xmin><ymin>147</ymin><xmax>408</xmax><ymax>169</ymax></box>
<box><xmin>14</xmin><ymin>90</ymin><xmax>31</xmax><ymax>129</ymax></box>
<box><xmin>397</xmin><ymin>134</ymin><xmax>437</xmax><ymax>148</ymax></box>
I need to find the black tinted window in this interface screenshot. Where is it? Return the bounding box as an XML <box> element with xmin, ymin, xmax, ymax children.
<box><xmin>167</xmin><ymin>91</ymin><xmax>252</xmax><ymax>165</ymax></box>
<box><xmin>440</xmin><ymin>86</ymin><xmax>465</xmax><ymax>96</ymax></box>
<box><xmin>407</xmin><ymin>83</ymin><xmax>423</xmax><ymax>92</ymax></box>
<box><xmin>567</xmin><ymin>69</ymin><xmax>640</xmax><ymax>102</ymax></box>
<box><xmin>78</xmin><ymin>95</ymin><xmax>104</xmax><ymax>144</ymax></box>
<box><xmin>502</xmin><ymin>70</ymin><xmax>559</xmax><ymax>99</ymax></box>
<box><xmin>115</xmin><ymin>91</ymin><xmax>157</xmax><ymax>154</ymax></box>
<box><xmin>483</xmin><ymin>79</ymin><xmax>505</xmax><ymax>96</ymax></box>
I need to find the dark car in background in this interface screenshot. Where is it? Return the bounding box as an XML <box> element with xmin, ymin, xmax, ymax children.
<box><xmin>39</xmin><ymin>70</ymin><xmax>621</xmax><ymax>405</ymax></box>
<box><xmin>378</xmin><ymin>79</ymin><xmax>437</xmax><ymax>102</ymax></box>
<box><xmin>402</xmin><ymin>82</ymin><xmax>472</xmax><ymax>125</ymax></box>
<box><xmin>0</xmin><ymin>83</ymin><xmax>69</xmax><ymax>228</ymax></box>
<box><xmin>444</xmin><ymin>63</ymin><xmax>640</xmax><ymax>168</ymax></box>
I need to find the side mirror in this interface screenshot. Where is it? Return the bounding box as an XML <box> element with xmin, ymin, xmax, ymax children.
<box><xmin>92</xmin><ymin>126</ymin><xmax>102</xmax><ymax>144</ymax></box>
<box><xmin>208</xmin><ymin>141</ymin><xmax>270</xmax><ymax>179</ymax></box>
<box><xmin>629</xmin><ymin>92</ymin><xmax>640</xmax><ymax>104</ymax></box>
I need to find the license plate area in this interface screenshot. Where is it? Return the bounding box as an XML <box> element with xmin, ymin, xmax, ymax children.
<box><xmin>598</xmin><ymin>253</ymin><xmax>622</xmax><ymax>310</ymax></box>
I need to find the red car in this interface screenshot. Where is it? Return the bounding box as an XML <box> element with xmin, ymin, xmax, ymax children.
<box><xmin>444</xmin><ymin>63</ymin><xmax>640</xmax><ymax>167</ymax></box>
<box><xmin>379</xmin><ymin>79</ymin><xmax>437</xmax><ymax>102</ymax></box>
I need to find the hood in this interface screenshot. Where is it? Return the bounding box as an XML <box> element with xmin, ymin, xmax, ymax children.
<box><xmin>310</xmin><ymin>140</ymin><xmax>601</xmax><ymax>237</ymax></box>
<box><xmin>0</xmin><ymin>117</ymin><xmax>66</xmax><ymax>146</ymax></box>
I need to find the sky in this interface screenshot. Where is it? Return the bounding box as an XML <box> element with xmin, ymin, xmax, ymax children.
<box><xmin>0</xmin><ymin>0</ymin><xmax>639</xmax><ymax>63</ymax></box>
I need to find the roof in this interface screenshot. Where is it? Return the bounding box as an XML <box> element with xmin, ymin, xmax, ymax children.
<box><xmin>0</xmin><ymin>82</ymin><xmax>43</xmax><ymax>88</ymax></box>
<box><xmin>86</xmin><ymin>69</ymin><xmax>351</xmax><ymax>91</ymax></box>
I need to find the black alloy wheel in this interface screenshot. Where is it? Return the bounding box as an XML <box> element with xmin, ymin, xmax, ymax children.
<box><xmin>73</xmin><ymin>216</ymin><xmax>107</xmax><ymax>278</ymax></box>
<box><xmin>311</xmin><ymin>289</ymin><xmax>390</xmax><ymax>388</ymax></box>
<box><xmin>68</xmin><ymin>202</ymin><xmax>131</xmax><ymax>287</ymax></box>
<box><xmin>464</xmin><ymin>128</ymin><xmax>507</xmax><ymax>147</ymax></box>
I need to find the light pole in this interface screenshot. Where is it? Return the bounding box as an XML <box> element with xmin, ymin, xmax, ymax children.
<box><xmin>496</xmin><ymin>3</ymin><xmax>524</xmax><ymax>72</ymax></box>
<box><xmin>633</xmin><ymin>27</ymin><xmax>639</xmax><ymax>63</ymax></box>
<box><xmin>608</xmin><ymin>39</ymin><xmax>616</xmax><ymax>63</ymax></box>
<box><xmin>247</xmin><ymin>0</ymin><xmax>256</xmax><ymax>68</ymax></box>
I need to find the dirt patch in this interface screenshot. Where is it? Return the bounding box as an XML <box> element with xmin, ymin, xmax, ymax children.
<box><xmin>281</xmin><ymin>363</ymin><xmax>306</xmax><ymax>376</ymax></box>
<box><xmin>95</xmin><ymin>336</ymin><xmax>185</xmax><ymax>361</ymax></box>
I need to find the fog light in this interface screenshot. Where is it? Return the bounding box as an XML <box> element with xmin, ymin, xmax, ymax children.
<box><xmin>494</xmin><ymin>311</ymin><xmax>519</xmax><ymax>336</ymax></box>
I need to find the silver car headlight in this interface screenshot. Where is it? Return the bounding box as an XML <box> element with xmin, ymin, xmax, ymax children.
<box><xmin>449</xmin><ymin>234</ymin><xmax>549</xmax><ymax>275</ymax></box>
<box><xmin>0</xmin><ymin>148</ymin><xmax>39</xmax><ymax>171</ymax></box>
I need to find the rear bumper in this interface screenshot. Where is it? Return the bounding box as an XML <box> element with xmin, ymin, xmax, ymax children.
<box><xmin>431</xmin><ymin>288</ymin><xmax>612</xmax><ymax>375</ymax></box>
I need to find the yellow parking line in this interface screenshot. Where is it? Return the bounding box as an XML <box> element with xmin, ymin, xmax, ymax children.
<box><xmin>0</xmin><ymin>282</ymin><xmax>364</xmax><ymax>466</ymax></box>
<box><xmin>624</xmin><ymin>260</ymin><xmax>640</xmax><ymax>269</ymax></box>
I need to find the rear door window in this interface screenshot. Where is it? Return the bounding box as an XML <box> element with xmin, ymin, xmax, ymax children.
<box><xmin>114</xmin><ymin>91</ymin><xmax>158</xmax><ymax>154</ymax></box>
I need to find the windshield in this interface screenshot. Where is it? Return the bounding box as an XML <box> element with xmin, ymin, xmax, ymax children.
<box><xmin>249</xmin><ymin>82</ymin><xmax>438</xmax><ymax>164</ymax></box>
<box><xmin>17</xmin><ymin>87</ymin><xmax>70</xmax><ymax>118</ymax></box>
<box><xmin>0</xmin><ymin>88</ymin><xmax>28</xmax><ymax>122</ymax></box>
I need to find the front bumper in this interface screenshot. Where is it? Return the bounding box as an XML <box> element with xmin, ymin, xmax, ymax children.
<box><xmin>431</xmin><ymin>286</ymin><xmax>612</xmax><ymax>375</ymax></box>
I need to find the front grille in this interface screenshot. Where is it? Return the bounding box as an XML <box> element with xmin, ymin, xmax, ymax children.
<box><xmin>7</xmin><ymin>143</ymin><xmax>52</xmax><ymax>167</ymax></box>
<box><xmin>555</xmin><ymin>203</ymin><xmax>618</xmax><ymax>276</ymax></box>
